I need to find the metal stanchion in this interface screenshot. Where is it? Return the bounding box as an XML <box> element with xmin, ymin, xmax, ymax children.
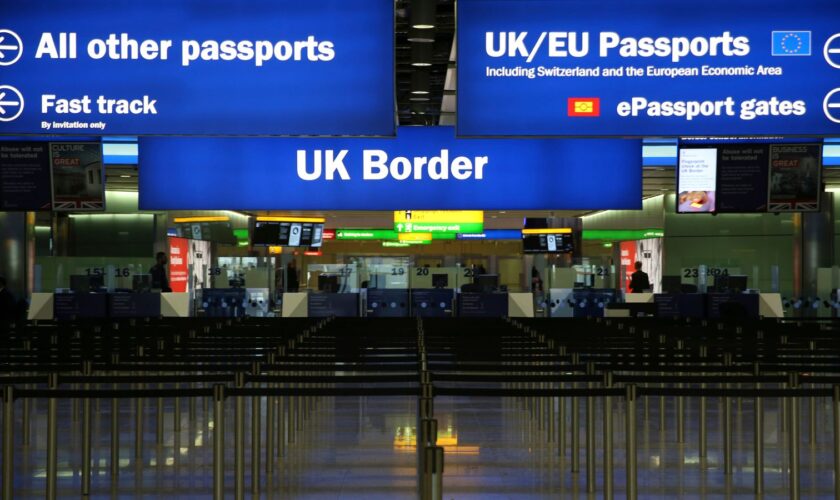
<box><xmin>2</xmin><ymin>386</ymin><xmax>13</xmax><ymax>500</ymax></box>
<box><xmin>586</xmin><ymin>382</ymin><xmax>595</xmax><ymax>492</ymax></box>
<box><xmin>21</xmin><ymin>386</ymin><xmax>29</xmax><ymax>447</ymax></box>
<box><xmin>699</xmin><ymin>346</ymin><xmax>707</xmax><ymax>458</ymax></box>
<box><xmin>111</xmin><ymin>382</ymin><xmax>119</xmax><ymax>479</ymax></box>
<box><xmin>625</xmin><ymin>385</ymin><xmax>637</xmax><ymax>500</ymax></box>
<box><xmin>422</xmin><ymin>446</ymin><xmax>444</xmax><ymax>500</ymax></box>
<box><xmin>832</xmin><ymin>385</ymin><xmax>840</xmax><ymax>499</ymax></box>
<box><xmin>265</xmin><ymin>360</ymin><xmax>277</xmax><ymax>476</ymax></box>
<box><xmin>789</xmin><ymin>375</ymin><xmax>800</xmax><ymax>500</ymax></box>
<box><xmin>81</xmin><ymin>361</ymin><xmax>92</xmax><ymax>496</ymax></box>
<box><xmin>46</xmin><ymin>373</ymin><xmax>58</xmax><ymax>500</ymax></box>
<box><xmin>213</xmin><ymin>384</ymin><xmax>226</xmax><ymax>500</ymax></box>
<box><xmin>723</xmin><ymin>354</ymin><xmax>733</xmax><ymax>476</ymax></box>
<box><xmin>604</xmin><ymin>373</ymin><xmax>613</xmax><ymax>500</ymax></box>
<box><xmin>571</xmin><ymin>392</ymin><xmax>579</xmax><ymax>473</ymax></box>
<box><xmin>156</xmin><ymin>391</ymin><xmax>164</xmax><ymax>446</ymax></box>
<box><xmin>809</xmin><ymin>341</ymin><xmax>816</xmax><ymax>446</ymax></box>
<box><xmin>419</xmin><ymin>418</ymin><xmax>438</xmax><ymax>499</ymax></box>
<box><xmin>251</xmin><ymin>363</ymin><xmax>261</xmax><ymax>495</ymax></box>
<box><xmin>235</xmin><ymin>374</ymin><xmax>245</xmax><ymax>500</ymax></box>
<box><xmin>754</xmin><ymin>383</ymin><xmax>764</xmax><ymax>495</ymax></box>
<box><xmin>559</xmin><ymin>387</ymin><xmax>566</xmax><ymax>458</ymax></box>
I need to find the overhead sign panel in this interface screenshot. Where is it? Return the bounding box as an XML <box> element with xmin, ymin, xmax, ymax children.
<box><xmin>0</xmin><ymin>0</ymin><xmax>394</xmax><ymax>136</ymax></box>
<box><xmin>393</xmin><ymin>210</ymin><xmax>484</xmax><ymax>234</ymax></box>
<box><xmin>139</xmin><ymin>127</ymin><xmax>641</xmax><ymax>210</ymax></box>
<box><xmin>458</xmin><ymin>0</ymin><xmax>840</xmax><ymax>136</ymax></box>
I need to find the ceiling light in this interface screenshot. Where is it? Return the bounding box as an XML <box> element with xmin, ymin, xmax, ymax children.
<box><xmin>410</xmin><ymin>0</ymin><xmax>436</xmax><ymax>29</ymax></box>
<box><xmin>120</xmin><ymin>175</ymin><xmax>132</xmax><ymax>178</ymax></box>
<box><xmin>411</xmin><ymin>70</ymin><xmax>430</xmax><ymax>95</ymax></box>
<box><xmin>407</xmin><ymin>28</ymin><xmax>435</xmax><ymax>43</ymax></box>
<box><xmin>411</xmin><ymin>43</ymin><xmax>433</xmax><ymax>67</ymax></box>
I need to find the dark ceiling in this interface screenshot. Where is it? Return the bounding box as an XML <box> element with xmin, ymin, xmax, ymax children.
<box><xmin>396</xmin><ymin>0</ymin><xmax>455</xmax><ymax>126</ymax></box>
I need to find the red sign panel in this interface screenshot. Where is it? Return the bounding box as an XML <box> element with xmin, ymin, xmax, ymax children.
<box><xmin>168</xmin><ymin>236</ymin><xmax>189</xmax><ymax>293</ymax></box>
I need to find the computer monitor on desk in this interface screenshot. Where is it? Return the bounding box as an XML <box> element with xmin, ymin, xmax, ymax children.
<box><xmin>475</xmin><ymin>274</ymin><xmax>499</xmax><ymax>293</ymax></box>
<box><xmin>318</xmin><ymin>274</ymin><xmax>340</xmax><ymax>293</ymax></box>
<box><xmin>432</xmin><ymin>274</ymin><xmax>449</xmax><ymax>289</ymax></box>
<box><xmin>661</xmin><ymin>275</ymin><xmax>682</xmax><ymax>294</ymax></box>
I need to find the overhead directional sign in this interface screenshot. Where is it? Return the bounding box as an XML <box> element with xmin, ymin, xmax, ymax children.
<box><xmin>0</xmin><ymin>0</ymin><xmax>394</xmax><ymax>136</ymax></box>
<box><xmin>139</xmin><ymin>127</ymin><xmax>642</xmax><ymax>210</ymax></box>
<box><xmin>458</xmin><ymin>0</ymin><xmax>840</xmax><ymax>136</ymax></box>
<box><xmin>394</xmin><ymin>210</ymin><xmax>484</xmax><ymax>234</ymax></box>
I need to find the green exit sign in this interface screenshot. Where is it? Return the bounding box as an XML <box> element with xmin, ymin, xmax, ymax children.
<box><xmin>394</xmin><ymin>222</ymin><xmax>484</xmax><ymax>234</ymax></box>
<box><xmin>335</xmin><ymin>229</ymin><xmax>399</xmax><ymax>241</ymax></box>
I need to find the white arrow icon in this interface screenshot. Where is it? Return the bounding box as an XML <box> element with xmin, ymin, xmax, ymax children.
<box><xmin>0</xmin><ymin>85</ymin><xmax>24</xmax><ymax>122</ymax></box>
<box><xmin>825</xmin><ymin>33</ymin><xmax>840</xmax><ymax>69</ymax></box>
<box><xmin>824</xmin><ymin>88</ymin><xmax>840</xmax><ymax>124</ymax></box>
<box><xmin>0</xmin><ymin>30</ymin><xmax>23</xmax><ymax>66</ymax></box>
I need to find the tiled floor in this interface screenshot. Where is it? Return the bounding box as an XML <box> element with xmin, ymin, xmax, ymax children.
<box><xmin>5</xmin><ymin>388</ymin><xmax>838</xmax><ymax>498</ymax></box>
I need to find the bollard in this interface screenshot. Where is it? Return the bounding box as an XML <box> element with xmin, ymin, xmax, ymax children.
<box><xmin>251</xmin><ymin>365</ymin><xmax>261</xmax><ymax>495</ymax></box>
<box><xmin>625</xmin><ymin>385</ymin><xmax>637</xmax><ymax>500</ymax></box>
<box><xmin>571</xmin><ymin>393</ymin><xmax>580</xmax><ymax>473</ymax></box>
<box><xmin>111</xmin><ymin>388</ymin><xmax>120</xmax><ymax>479</ymax></box>
<box><xmin>81</xmin><ymin>361</ymin><xmax>93</xmax><ymax>496</ymax></box>
<box><xmin>604</xmin><ymin>373</ymin><xmax>614</xmax><ymax>500</ymax></box>
<box><xmin>558</xmin><ymin>388</ymin><xmax>566</xmax><ymax>458</ymax></box>
<box><xmin>586</xmin><ymin>382</ymin><xmax>595</xmax><ymax>493</ymax></box>
<box><xmin>832</xmin><ymin>385</ymin><xmax>840</xmax><ymax>499</ymax></box>
<box><xmin>213</xmin><ymin>384</ymin><xmax>226</xmax><ymax>500</ymax></box>
<box><xmin>157</xmin><ymin>391</ymin><xmax>164</xmax><ymax>446</ymax></box>
<box><xmin>234</xmin><ymin>373</ymin><xmax>245</xmax><ymax>500</ymax></box>
<box><xmin>46</xmin><ymin>373</ymin><xmax>58</xmax><ymax>500</ymax></box>
<box><xmin>21</xmin><ymin>387</ymin><xmax>29</xmax><ymax>447</ymax></box>
<box><xmin>174</xmin><ymin>383</ymin><xmax>181</xmax><ymax>437</ymax></box>
<box><xmin>754</xmin><ymin>383</ymin><xmax>763</xmax><ymax>495</ymax></box>
<box><xmin>418</xmin><ymin>418</ymin><xmax>438</xmax><ymax>498</ymax></box>
<box><xmin>2</xmin><ymin>387</ymin><xmax>13</xmax><ymax>500</ymax></box>
<box><xmin>422</xmin><ymin>446</ymin><xmax>444</xmax><ymax>500</ymax></box>
<box><xmin>723</xmin><ymin>354</ymin><xmax>733</xmax><ymax>476</ymax></box>
<box><xmin>789</xmin><ymin>375</ymin><xmax>800</xmax><ymax>500</ymax></box>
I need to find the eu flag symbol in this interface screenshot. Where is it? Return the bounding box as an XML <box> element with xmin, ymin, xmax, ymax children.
<box><xmin>772</xmin><ymin>31</ymin><xmax>811</xmax><ymax>56</ymax></box>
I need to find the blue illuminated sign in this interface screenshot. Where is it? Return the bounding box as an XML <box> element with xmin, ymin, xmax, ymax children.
<box><xmin>0</xmin><ymin>1</ymin><xmax>394</xmax><ymax>136</ymax></box>
<box><xmin>457</xmin><ymin>230</ymin><xmax>522</xmax><ymax>240</ymax></box>
<box><xmin>458</xmin><ymin>0</ymin><xmax>840</xmax><ymax>137</ymax></box>
<box><xmin>139</xmin><ymin>127</ymin><xmax>641</xmax><ymax>210</ymax></box>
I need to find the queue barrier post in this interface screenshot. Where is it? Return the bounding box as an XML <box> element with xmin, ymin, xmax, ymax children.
<box><xmin>832</xmin><ymin>385</ymin><xmax>840</xmax><ymax>499</ymax></box>
<box><xmin>234</xmin><ymin>373</ymin><xmax>246</xmax><ymax>500</ymax></box>
<box><xmin>213</xmin><ymin>384</ymin><xmax>226</xmax><ymax>500</ymax></box>
<box><xmin>421</xmin><ymin>446</ymin><xmax>444</xmax><ymax>500</ymax></box>
<box><xmin>2</xmin><ymin>386</ymin><xmax>13</xmax><ymax>500</ymax></box>
<box><xmin>625</xmin><ymin>385</ymin><xmax>637</xmax><ymax>500</ymax></box>
<box><xmin>46</xmin><ymin>373</ymin><xmax>58</xmax><ymax>500</ymax></box>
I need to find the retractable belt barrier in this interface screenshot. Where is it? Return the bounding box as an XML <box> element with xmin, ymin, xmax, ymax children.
<box><xmin>4</xmin><ymin>316</ymin><xmax>840</xmax><ymax>499</ymax></box>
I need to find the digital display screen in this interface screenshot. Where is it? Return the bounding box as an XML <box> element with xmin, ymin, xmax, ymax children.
<box><xmin>677</xmin><ymin>148</ymin><xmax>717</xmax><ymax>213</ymax></box>
<box><xmin>175</xmin><ymin>221</ymin><xmax>236</xmax><ymax>244</ymax></box>
<box><xmin>677</xmin><ymin>142</ymin><xmax>822</xmax><ymax>213</ymax></box>
<box><xmin>251</xmin><ymin>221</ymin><xmax>325</xmax><ymax>247</ymax></box>
<box><xmin>522</xmin><ymin>233</ymin><xmax>574</xmax><ymax>254</ymax></box>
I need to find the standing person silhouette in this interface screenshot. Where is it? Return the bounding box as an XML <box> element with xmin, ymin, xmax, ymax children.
<box><xmin>629</xmin><ymin>261</ymin><xmax>651</xmax><ymax>293</ymax></box>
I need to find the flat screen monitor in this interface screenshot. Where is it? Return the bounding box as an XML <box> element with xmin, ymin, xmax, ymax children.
<box><xmin>252</xmin><ymin>221</ymin><xmax>281</xmax><ymax>245</ymax></box>
<box><xmin>522</xmin><ymin>232</ymin><xmax>574</xmax><ymax>254</ymax></box>
<box><xmin>432</xmin><ymin>274</ymin><xmax>449</xmax><ymax>288</ymax></box>
<box><xmin>475</xmin><ymin>274</ymin><xmax>499</xmax><ymax>293</ymax></box>
<box><xmin>677</xmin><ymin>147</ymin><xmax>717</xmax><ymax>213</ymax></box>
<box><xmin>661</xmin><ymin>275</ymin><xmax>682</xmax><ymax>294</ymax></box>
<box><xmin>133</xmin><ymin>274</ymin><xmax>152</xmax><ymax>292</ymax></box>
<box><xmin>70</xmin><ymin>274</ymin><xmax>103</xmax><ymax>293</ymax></box>
<box><xmin>176</xmin><ymin>221</ymin><xmax>237</xmax><ymax>245</ymax></box>
<box><xmin>318</xmin><ymin>274</ymin><xmax>340</xmax><ymax>293</ymax></box>
<box><xmin>251</xmin><ymin>221</ymin><xmax>325</xmax><ymax>247</ymax></box>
